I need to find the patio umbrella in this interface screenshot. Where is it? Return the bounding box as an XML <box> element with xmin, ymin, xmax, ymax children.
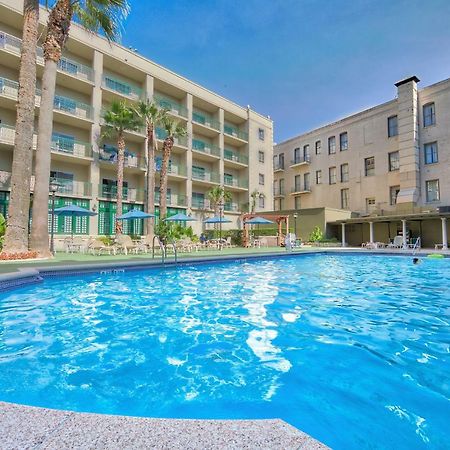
<box><xmin>204</xmin><ymin>216</ymin><xmax>232</xmax><ymax>240</ymax></box>
<box><xmin>117</xmin><ymin>209</ymin><xmax>155</xmax><ymax>236</ymax></box>
<box><xmin>53</xmin><ymin>204</ymin><xmax>97</xmax><ymax>239</ymax></box>
<box><xmin>244</xmin><ymin>216</ymin><xmax>274</xmax><ymax>239</ymax></box>
<box><xmin>164</xmin><ymin>212</ymin><xmax>196</xmax><ymax>222</ymax></box>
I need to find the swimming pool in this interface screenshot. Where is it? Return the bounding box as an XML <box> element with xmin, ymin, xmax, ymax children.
<box><xmin>0</xmin><ymin>254</ymin><xmax>449</xmax><ymax>449</ymax></box>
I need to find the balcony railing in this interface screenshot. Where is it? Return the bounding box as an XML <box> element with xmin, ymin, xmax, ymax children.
<box><xmin>168</xmin><ymin>164</ymin><xmax>187</xmax><ymax>177</ymax></box>
<box><xmin>0</xmin><ymin>77</ymin><xmax>21</xmax><ymax>101</ymax></box>
<box><xmin>273</xmin><ymin>187</ymin><xmax>285</xmax><ymax>196</ymax></box>
<box><xmin>155</xmin><ymin>127</ymin><xmax>188</xmax><ymax>147</ymax></box>
<box><xmin>102</xmin><ymin>75</ymin><xmax>142</xmax><ymax>100</ymax></box>
<box><xmin>291</xmin><ymin>184</ymin><xmax>311</xmax><ymax>194</ymax></box>
<box><xmin>99</xmin><ymin>184</ymin><xmax>145</xmax><ymax>202</ymax></box>
<box><xmin>0</xmin><ymin>30</ymin><xmax>93</xmax><ymax>82</ymax></box>
<box><xmin>53</xmin><ymin>179</ymin><xmax>92</xmax><ymax>197</ymax></box>
<box><xmin>224</xmin><ymin>202</ymin><xmax>247</xmax><ymax>212</ymax></box>
<box><xmin>290</xmin><ymin>155</ymin><xmax>311</xmax><ymax>166</ymax></box>
<box><xmin>0</xmin><ymin>124</ymin><xmax>15</xmax><ymax>145</ymax></box>
<box><xmin>153</xmin><ymin>94</ymin><xmax>188</xmax><ymax>118</ymax></box>
<box><xmin>192</xmin><ymin>110</ymin><xmax>220</xmax><ymax>131</ymax></box>
<box><xmin>155</xmin><ymin>193</ymin><xmax>187</xmax><ymax>207</ymax></box>
<box><xmin>51</xmin><ymin>134</ymin><xmax>92</xmax><ymax>158</ymax></box>
<box><xmin>224</xmin><ymin>148</ymin><xmax>249</xmax><ymax>165</ymax></box>
<box><xmin>273</xmin><ymin>162</ymin><xmax>285</xmax><ymax>171</ymax></box>
<box><xmin>192</xmin><ymin>198</ymin><xmax>212</xmax><ymax>210</ymax></box>
<box><xmin>223</xmin><ymin>177</ymin><xmax>249</xmax><ymax>189</ymax></box>
<box><xmin>192</xmin><ymin>170</ymin><xmax>220</xmax><ymax>184</ymax></box>
<box><xmin>192</xmin><ymin>139</ymin><xmax>221</xmax><ymax>157</ymax></box>
<box><xmin>224</xmin><ymin>123</ymin><xmax>248</xmax><ymax>141</ymax></box>
<box><xmin>99</xmin><ymin>150</ymin><xmax>145</xmax><ymax>170</ymax></box>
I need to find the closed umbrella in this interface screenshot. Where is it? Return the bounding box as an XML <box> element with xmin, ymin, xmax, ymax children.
<box><xmin>53</xmin><ymin>204</ymin><xmax>97</xmax><ymax>240</ymax></box>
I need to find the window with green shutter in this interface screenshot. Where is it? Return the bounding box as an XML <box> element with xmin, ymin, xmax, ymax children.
<box><xmin>47</xmin><ymin>197</ymin><xmax>90</xmax><ymax>235</ymax></box>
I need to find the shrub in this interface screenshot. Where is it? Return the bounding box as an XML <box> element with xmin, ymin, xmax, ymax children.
<box><xmin>0</xmin><ymin>213</ymin><xmax>5</xmax><ymax>251</ymax></box>
<box><xmin>309</xmin><ymin>226</ymin><xmax>323</xmax><ymax>242</ymax></box>
<box><xmin>98</xmin><ymin>235</ymin><xmax>114</xmax><ymax>246</ymax></box>
<box><xmin>0</xmin><ymin>251</ymin><xmax>38</xmax><ymax>260</ymax></box>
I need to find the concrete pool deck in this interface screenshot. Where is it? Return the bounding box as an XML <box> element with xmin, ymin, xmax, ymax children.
<box><xmin>0</xmin><ymin>402</ymin><xmax>329</xmax><ymax>449</ymax></box>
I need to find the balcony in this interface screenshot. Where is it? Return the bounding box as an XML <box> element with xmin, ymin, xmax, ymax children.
<box><xmin>192</xmin><ymin>198</ymin><xmax>212</xmax><ymax>210</ymax></box>
<box><xmin>0</xmin><ymin>30</ymin><xmax>94</xmax><ymax>83</ymax></box>
<box><xmin>0</xmin><ymin>124</ymin><xmax>15</xmax><ymax>146</ymax></box>
<box><xmin>224</xmin><ymin>123</ymin><xmax>248</xmax><ymax>142</ymax></box>
<box><xmin>223</xmin><ymin>176</ymin><xmax>248</xmax><ymax>190</ymax></box>
<box><xmin>155</xmin><ymin>127</ymin><xmax>188</xmax><ymax>148</ymax></box>
<box><xmin>102</xmin><ymin>75</ymin><xmax>142</xmax><ymax>100</ymax></box>
<box><xmin>192</xmin><ymin>169</ymin><xmax>220</xmax><ymax>184</ymax></box>
<box><xmin>53</xmin><ymin>179</ymin><xmax>92</xmax><ymax>197</ymax></box>
<box><xmin>273</xmin><ymin>187</ymin><xmax>285</xmax><ymax>197</ymax></box>
<box><xmin>273</xmin><ymin>162</ymin><xmax>285</xmax><ymax>172</ymax></box>
<box><xmin>192</xmin><ymin>139</ymin><xmax>221</xmax><ymax>158</ymax></box>
<box><xmin>153</xmin><ymin>94</ymin><xmax>188</xmax><ymax>119</ymax></box>
<box><xmin>290</xmin><ymin>155</ymin><xmax>311</xmax><ymax>167</ymax></box>
<box><xmin>99</xmin><ymin>184</ymin><xmax>145</xmax><ymax>202</ymax></box>
<box><xmin>155</xmin><ymin>192</ymin><xmax>187</xmax><ymax>207</ymax></box>
<box><xmin>99</xmin><ymin>147</ymin><xmax>145</xmax><ymax>170</ymax></box>
<box><xmin>224</xmin><ymin>202</ymin><xmax>247</xmax><ymax>213</ymax></box>
<box><xmin>167</xmin><ymin>164</ymin><xmax>187</xmax><ymax>178</ymax></box>
<box><xmin>51</xmin><ymin>134</ymin><xmax>92</xmax><ymax>158</ymax></box>
<box><xmin>192</xmin><ymin>110</ymin><xmax>220</xmax><ymax>132</ymax></box>
<box><xmin>290</xmin><ymin>184</ymin><xmax>311</xmax><ymax>195</ymax></box>
<box><xmin>224</xmin><ymin>148</ymin><xmax>248</xmax><ymax>165</ymax></box>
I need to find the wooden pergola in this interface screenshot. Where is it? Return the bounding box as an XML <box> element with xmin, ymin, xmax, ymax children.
<box><xmin>241</xmin><ymin>213</ymin><xmax>290</xmax><ymax>247</ymax></box>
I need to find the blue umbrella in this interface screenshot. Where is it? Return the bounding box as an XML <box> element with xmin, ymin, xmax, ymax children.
<box><xmin>117</xmin><ymin>209</ymin><xmax>155</xmax><ymax>220</ymax></box>
<box><xmin>203</xmin><ymin>216</ymin><xmax>232</xmax><ymax>224</ymax></box>
<box><xmin>245</xmin><ymin>216</ymin><xmax>274</xmax><ymax>224</ymax></box>
<box><xmin>164</xmin><ymin>213</ymin><xmax>196</xmax><ymax>222</ymax></box>
<box><xmin>53</xmin><ymin>204</ymin><xmax>97</xmax><ymax>239</ymax></box>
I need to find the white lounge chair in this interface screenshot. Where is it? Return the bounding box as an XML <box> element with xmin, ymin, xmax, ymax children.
<box><xmin>388</xmin><ymin>236</ymin><xmax>404</xmax><ymax>248</ymax></box>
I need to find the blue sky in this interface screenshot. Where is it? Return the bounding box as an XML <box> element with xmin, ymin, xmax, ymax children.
<box><xmin>121</xmin><ymin>0</ymin><xmax>450</xmax><ymax>142</ymax></box>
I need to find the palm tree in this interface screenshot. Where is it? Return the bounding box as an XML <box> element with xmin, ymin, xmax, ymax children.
<box><xmin>159</xmin><ymin>117</ymin><xmax>187</xmax><ymax>219</ymax></box>
<box><xmin>207</xmin><ymin>186</ymin><xmax>232</xmax><ymax>216</ymax></box>
<box><xmin>250</xmin><ymin>189</ymin><xmax>264</xmax><ymax>214</ymax></box>
<box><xmin>2</xmin><ymin>0</ymin><xmax>39</xmax><ymax>255</ymax></box>
<box><xmin>30</xmin><ymin>0</ymin><xmax>129</xmax><ymax>255</ymax></box>
<box><xmin>101</xmin><ymin>100</ymin><xmax>142</xmax><ymax>236</ymax></box>
<box><xmin>134</xmin><ymin>100</ymin><xmax>168</xmax><ymax>237</ymax></box>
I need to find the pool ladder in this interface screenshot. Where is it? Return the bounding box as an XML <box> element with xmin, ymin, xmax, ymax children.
<box><xmin>152</xmin><ymin>236</ymin><xmax>178</xmax><ymax>264</ymax></box>
<box><xmin>411</xmin><ymin>237</ymin><xmax>421</xmax><ymax>256</ymax></box>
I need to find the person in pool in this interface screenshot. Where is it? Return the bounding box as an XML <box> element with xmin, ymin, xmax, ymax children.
<box><xmin>413</xmin><ymin>257</ymin><xmax>421</xmax><ymax>264</ymax></box>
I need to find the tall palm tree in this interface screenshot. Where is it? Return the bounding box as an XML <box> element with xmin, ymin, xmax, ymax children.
<box><xmin>207</xmin><ymin>186</ymin><xmax>232</xmax><ymax>216</ymax></box>
<box><xmin>134</xmin><ymin>100</ymin><xmax>167</xmax><ymax>237</ymax></box>
<box><xmin>159</xmin><ymin>117</ymin><xmax>187</xmax><ymax>219</ymax></box>
<box><xmin>101</xmin><ymin>100</ymin><xmax>142</xmax><ymax>236</ymax></box>
<box><xmin>2</xmin><ymin>0</ymin><xmax>39</xmax><ymax>255</ymax></box>
<box><xmin>30</xmin><ymin>0</ymin><xmax>129</xmax><ymax>255</ymax></box>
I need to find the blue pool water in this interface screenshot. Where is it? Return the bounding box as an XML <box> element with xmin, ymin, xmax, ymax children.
<box><xmin>0</xmin><ymin>254</ymin><xmax>449</xmax><ymax>449</ymax></box>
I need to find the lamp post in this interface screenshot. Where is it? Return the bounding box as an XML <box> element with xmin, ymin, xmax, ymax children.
<box><xmin>218</xmin><ymin>199</ymin><xmax>224</xmax><ymax>242</ymax></box>
<box><xmin>293</xmin><ymin>212</ymin><xmax>298</xmax><ymax>237</ymax></box>
<box><xmin>49</xmin><ymin>179</ymin><xmax>60</xmax><ymax>255</ymax></box>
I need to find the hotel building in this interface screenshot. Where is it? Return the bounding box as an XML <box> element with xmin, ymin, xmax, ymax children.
<box><xmin>0</xmin><ymin>0</ymin><xmax>273</xmax><ymax>237</ymax></box>
<box><xmin>273</xmin><ymin>76</ymin><xmax>450</xmax><ymax>248</ymax></box>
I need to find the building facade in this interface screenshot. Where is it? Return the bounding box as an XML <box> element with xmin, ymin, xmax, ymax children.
<box><xmin>0</xmin><ymin>0</ymin><xmax>273</xmax><ymax>237</ymax></box>
<box><xmin>273</xmin><ymin>76</ymin><xmax>450</xmax><ymax>247</ymax></box>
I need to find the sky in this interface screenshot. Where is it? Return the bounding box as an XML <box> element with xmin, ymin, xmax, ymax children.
<box><xmin>121</xmin><ymin>0</ymin><xmax>450</xmax><ymax>143</ymax></box>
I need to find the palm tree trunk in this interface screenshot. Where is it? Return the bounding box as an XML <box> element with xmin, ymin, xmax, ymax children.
<box><xmin>159</xmin><ymin>138</ymin><xmax>173</xmax><ymax>219</ymax></box>
<box><xmin>145</xmin><ymin>123</ymin><xmax>155</xmax><ymax>237</ymax></box>
<box><xmin>2</xmin><ymin>0</ymin><xmax>39</xmax><ymax>254</ymax></box>
<box><xmin>115</xmin><ymin>133</ymin><xmax>125</xmax><ymax>236</ymax></box>
<box><xmin>30</xmin><ymin>60</ymin><xmax>58</xmax><ymax>256</ymax></box>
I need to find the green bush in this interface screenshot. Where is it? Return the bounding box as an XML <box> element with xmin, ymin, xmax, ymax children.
<box><xmin>308</xmin><ymin>226</ymin><xmax>323</xmax><ymax>242</ymax></box>
<box><xmin>0</xmin><ymin>213</ymin><xmax>5</xmax><ymax>250</ymax></box>
<box><xmin>98</xmin><ymin>235</ymin><xmax>114</xmax><ymax>246</ymax></box>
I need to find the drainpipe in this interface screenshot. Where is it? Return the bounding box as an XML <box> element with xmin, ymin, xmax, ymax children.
<box><xmin>402</xmin><ymin>220</ymin><xmax>407</xmax><ymax>249</ymax></box>
<box><xmin>341</xmin><ymin>223</ymin><xmax>346</xmax><ymax>247</ymax></box>
<box><xmin>442</xmin><ymin>217</ymin><xmax>448</xmax><ymax>250</ymax></box>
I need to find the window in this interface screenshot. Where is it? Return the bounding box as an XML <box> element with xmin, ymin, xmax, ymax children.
<box><xmin>424</xmin><ymin>142</ymin><xmax>438</xmax><ymax>164</ymax></box>
<box><xmin>340</xmin><ymin>163</ymin><xmax>349</xmax><ymax>182</ymax></box>
<box><xmin>258</xmin><ymin>195</ymin><xmax>265</xmax><ymax>208</ymax></box>
<box><xmin>279</xmin><ymin>179</ymin><xmax>285</xmax><ymax>195</ymax></box>
<box><xmin>316</xmin><ymin>170</ymin><xmax>322</xmax><ymax>184</ymax></box>
<box><xmin>279</xmin><ymin>198</ymin><xmax>284</xmax><ymax>210</ymax></box>
<box><xmin>341</xmin><ymin>189</ymin><xmax>349</xmax><ymax>209</ymax></box>
<box><xmin>101</xmin><ymin>178</ymin><xmax>128</xmax><ymax>199</ymax></box>
<box><xmin>315</xmin><ymin>140</ymin><xmax>321</xmax><ymax>155</ymax></box>
<box><xmin>294</xmin><ymin>147</ymin><xmax>301</xmax><ymax>164</ymax></box>
<box><xmin>329</xmin><ymin>166</ymin><xmax>337</xmax><ymax>184</ymax></box>
<box><xmin>388</xmin><ymin>151</ymin><xmax>399</xmax><ymax>171</ymax></box>
<box><xmin>192</xmin><ymin>192</ymin><xmax>205</xmax><ymax>208</ymax></box>
<box><xmin>258</xmin><ymin>128</ymin><xmax>265</xmax><ymax>140</ymax></box>
<box><xmin>340</xmin><ymin>132</ymin><xmax>348</xmax><ymax>151</ymax></box>
<box><xmin>54</xmin><ymin>95</ymin><xmax>76</xmax><ymax>114</ymax></box>
<box><xmin>104</xmin><ymin>76</ymin><xmax>131</xmax><ymax>96</ymax></box>
<box><xmin>366</xmin><ymin>197</ymin><xmax>376</xmax><ymax>212</ymax></box>
<box><xmin>58</xmin><ymin>58</ymin><xmax>79</xmax><ymax>75</ymax></box>
<box><xmin>279</xmin><ymin>153</ymin><xmax>285</xmax><ymax>169</ymax></box>
<box><xmin>365</xmin><ymin>157</ymin><xmax>375</xmax><ymax>176</ymax></box>
<box><xmin>294</xmin><ymin>196</ymin><xmax>301</xmax><ymax>209</ymax></box>
<box><xmin>52</xmin><ymin>132</ymin><xmax>75</xmax><ymax>153</ymax></box>
<box><xmin>328</xmin><ymin>136</ymin><xmax>336</xmax><ymax>154</ymax></box>
<box><xmin>51</xmin><ymin>171</ymin><xmax>74</xmax><ymax>195</ymax></box>
<box><xmin>304</xmin><ymin>173</ymin><xmax>311</xmax><ymax>191</ymax></box>
<box><xmin>192</xmin><ymin>165</ymin><xmax>206</xmax><ymax>180</ymax></box>
<box><xmin>258</xmin><ymin>151</ymin><xmax>265</xmax><ymax>163</ymax></box>
<box><xmin>388</xmin><ymin>115</ymin><xmax>398</xmax><ymax>137</ymax></box>
<box><xmin>390</xmin><ymin>185</ymin><xmax>400</xmax><ymax>206</ymax></box>
<box><xmin>259</xmin><ymin>173</ymin><xmax>265</xmax><ymax>185</ymax></box>
<box><xmin>423</xmin><ymin>103</ymin><xmax>435</xmax><ymax>127</ymax></box>
<box><xmin>426</xmin><ymin>180</ymin><xmax>440</xmax><ymax>202</ymax></box>
<box><xmin>294</xmin><ymin>175</ymin><xmax>301</xmax><ymax>192</ymax></box>
<box><xmin>224</xmin><ymin>173</ymin><xmax>234</xmax><ymax>185</ymax></box>
<box><xmin>303</xmin><ymin>144</ymin><xmax>310</xmax><ymax>161</ymax></box>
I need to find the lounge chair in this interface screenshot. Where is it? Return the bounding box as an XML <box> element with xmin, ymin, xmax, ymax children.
<box><xmin>115</xmin><ymin>235</ymin><xmax>140</xmax><ymax>255</ymax></box>
<box><xmin>387</xmin><ymin>236</ymin><xmax>404</xmax><ymax>249</ymax></box>
<box><xmin>88</xmin><ymin>238</ymin><xmax>115</xmax><ymax>256</ymax></box>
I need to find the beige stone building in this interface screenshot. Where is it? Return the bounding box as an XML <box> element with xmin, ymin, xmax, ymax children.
<box><xmin>0</xmin><ymin>0</ymin><xmax>273</xmax><ymax>237</ymax></box>
<box><xmin>273</xmin><ymin>76</ymin><xmax>450</xmax><ymax>248</ymax></box>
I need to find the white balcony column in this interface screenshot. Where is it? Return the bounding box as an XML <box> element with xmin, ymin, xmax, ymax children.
<box><xmin>219</xmin><ymin>107</ymin><xmax>225</xmax><ymax>188</ymax></box>
<box><xmin>186</xmin><ymin>93</ymin><xmax>193</xmax><ymax>212</ymax></box>
<box><xmin>341</xmin><ymin>223</ymin><xmax>346</xmax><ymax>247</ymax></box>
<box><xmin>369</xmin><ymin>221</ymin><xmax>374</xmax><ymax>244</ymax></box>
<box><xmin>144</xmin><ymin>74</ymin><xmax>154</xmax><ymax>101</ymax></box>
<box><xmin>402</xmin><ymin>219</ymin><xmax>407</xmax><ymax>249</ymax></box>
<box><xmin>441</xmin><ymin>217</ymin><xmax>448</xmax><ymax>250</ymax></box>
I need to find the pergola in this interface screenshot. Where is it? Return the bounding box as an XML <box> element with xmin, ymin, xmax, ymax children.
<box><xmin>241</xmin><ymin>213</ymin><xmax>290</xmax><ymax>247</ymax></box>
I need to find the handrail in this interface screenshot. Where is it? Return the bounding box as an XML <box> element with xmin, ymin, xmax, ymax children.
<box><xmin>152</xmin><ymin>235</ymin><xmax>165</xmax><ymax>263</ymax></box>
<box><xmin>412</xmin><ymin>237</ymin><xmax>421</xmax><ymax>255</ymax></box>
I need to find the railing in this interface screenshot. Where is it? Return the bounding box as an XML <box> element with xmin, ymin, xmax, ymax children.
<box><xmin>99</xmin><ymin>185</ymin><xmax>145</xmax><ymax>202</ymax></box>
<box><xmin>224</xmin><ymin>148</ymin><xmax>249</xmax><ymax>165</ymax></box>
<box><xmin>102</xmin><ymin>75</ymin><xmax>142</xmax><ymax>100</ymax></box>
<box><xmin>291</xmin><ymin>184</ymin><xmax>311</xmax><ymax>193</ymax></box>
<box><xmin>273</xmin><ymin>187</ymin><xmax>285</xmax><ymax>196</ymax></box>
<box><xmin>155</xmin><ymin>193</ymin><xmax>187</xmax><ymax>207</ymax></box>
<box><xmin>290</xmin><ymin>155</ymin><xmax>311</xmax><ymax>165</ymax></box>
<box><xmin>224</xmin><ymin>123</ymin><xmax>248</xmax><ymax>141</ymax></box>
<box><xmin>0</xmin><ymin>170</ymin><xmax>11</xmax><ymax>190</ymax></box>
<box><xmin>153</xmin><ymin>94</ymin><xmax>188</xmax><ymax>118</ymax></box>
<box><xmin>192</xmin><ymin>110</ymin><xmax>220</xmax><ymax>131</ymax></box>
<box><xmin>224</xmin><ymin>177</ymin><xmax>249</xmax><ymax>189</ymax></box>
<box><xmin>412</xmin><ymin>237</ymin><xmax>421</xmax><ymax>255</ymax></box>
<box><xmin>99</xmin><ymin>151</ymin><xmax>145</xmax><ymax>169</ymax></box>
<box><xmin>192</xmin><ymin>139</ymin><xmax>221</xmax><ymax>157</ymax></box>
<box><xmin>51</xmin><ymin>135</ymin><xmax>92</xmax><ymax>158</ymax></box>
<box><xmin>192</xmin><ymin>170</ymin><xmax>220</xmax><ymax>183</ymax></box>
<box><xmin>155</xmin><ymin>127</ymin><xmax>188</xmax><ymax>147</ymax></box>
<box><xmin>0</xmin><ymin>77</ymin><xmax>21</xmax><ymax>100</ymax></box>
<box><xmin>53</xmin><ymin>179</ymin><xmax>92</xmax><ymax>197</ymax></box>
<box><xmin>0</xmin><ymin>124</ymin><xmax>15</xmax><ymax>145</ymax></box>
<box><xmin>273</xmin><ymin>162</ymin><xmax>285</xmax><ymax>171</ymax></box>
<box><xmin>0</xmin><ymin>30</ymin><xmax>93</xmax><ymax>81</ymax></box>
<box><xmin>192</xmin><ymin>199</ymin><xmax>212</xmax><ymax>210</ymax></box>
<box><xmin>168</xmin><ymin>164</ymin><xmax>187</xmax><ymax>177</ymax></box>
<box><xmin>224</xmin><ymin>202</ymin><xmax>246</xmax><ymax>212</ymax></box>
<box><xmin>53</xmin><ymin>94</ymin><xmax>93</xmax><ymax>120</ymax></box>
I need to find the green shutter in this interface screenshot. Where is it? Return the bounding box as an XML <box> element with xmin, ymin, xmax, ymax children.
<box><xmin>48</xmin><ymin>197</ymin><xmax>90</xmax><ymax>235</ymax></box>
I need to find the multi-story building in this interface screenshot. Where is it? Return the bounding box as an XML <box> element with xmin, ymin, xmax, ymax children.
<box><xmin>273</xmin><ymin>76</ymin><xmax>450</xmax><ymax>248</ymax></box>
<box><xmin>0</xmin><ymin>0</ymin><xmax>273</xmax><ymax>237</ymax></box>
